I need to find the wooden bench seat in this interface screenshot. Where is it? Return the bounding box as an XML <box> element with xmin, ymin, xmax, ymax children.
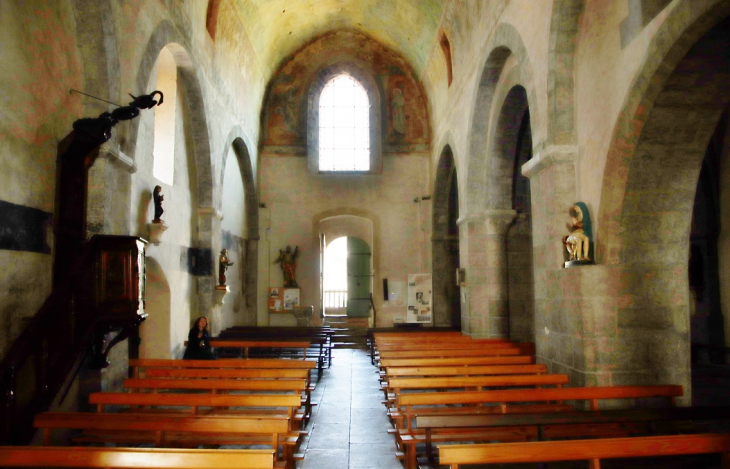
<box><xmin>143</xmin><ymin>367</ymin><xmax>311</xmax><ymax>382</ymax></box>
<box><xmin>129</xmin><ymin>359</ymin><xmax>317</xmax><ymax>379</ymax></box>
<box><xmin>89</xmin><ymin>392</ymin><xmax>305</xmax><ymax>430</ymax></box>
<box><xmin>34</xmin><ymin>412</ymin><xmax>301</xmax><ymax>469</ymax></box>
<box><xmin>123</xmin><ymin>377</ymin><xmax>314</xmax><ymax>423</ymax></box>
<box><xmin>383</xmin><ymin>374</ymin><xmax>569</xmax><ymax>406</ymax></box>
<box><xmin>404</xmin><ymin>405</ymin><xmax>730</xmax><ymax>469</ymax></box>
<box><xmin>382</xmin><ymin>363</ymin><xmax>547</xmax><ymax>379</ymax></box>
<box><xmin>379</xmin><ymin>356</ymin><xmax>535</xmax><ymax>370</ymax></box>
<box><xmin>393</xmin><ymin>385</ymin><xmax>684</xmax><ymax>431</ymax></box>
<box><xmin>0</xmin><ymin>446</ymin><xmax>275</xmax><ymax>469</ymax></box>
<box><xmin>378</xmin><ymin>347</ymin><xmax>524</xmax><ymax>360</ymax></box>
<box><xmin>437</xmin><ymin>433</ymin><xmax>730</xmax><ymax>469</ymax></box>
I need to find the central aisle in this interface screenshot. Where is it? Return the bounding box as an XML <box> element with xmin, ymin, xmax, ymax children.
<box><xmin>298</xmin><ymin>349</ymin><xmax>402</xmax><ymax>469</ymax></box>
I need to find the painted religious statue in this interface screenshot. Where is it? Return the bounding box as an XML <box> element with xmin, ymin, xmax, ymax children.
<box><xmin>218</xmin><ymin>249</ymin><xmax>234</xmax><ymax>286</ymax></box>
<box><xmin>274</xmin><ymin>245</ymin><xmax>299</xmax><ymax>288</ymax></box>
<box><xmin>562</xmin><ymin>202</ymin><xmax>593</xmax><ymax>267</ymax></box>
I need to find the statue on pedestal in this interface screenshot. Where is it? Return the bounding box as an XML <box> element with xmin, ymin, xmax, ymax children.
<box><xmin>152</xmin><ymin>186</ymin><xmax>164</xmax><ymax>223</ymax></box>
<box><xmin>274</xmin><ymin>245</ymin><xmax>299</xmax><ymax>288</ymax></box>
<box><xmin>563</xmin><ymin>203</ymin><xmax>593</xmax><ymax>267</ymax></box>
<box><xmin>218</xmin><ymin>249</ymin><xmax>234</xmax><ymax>286</ymax></box>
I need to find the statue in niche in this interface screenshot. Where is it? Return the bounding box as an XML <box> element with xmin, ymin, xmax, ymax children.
<box><xmin>563</xmin><ymin>203</ymin><xmax>593</xmax><ymax>267</ymax></box>
<box><xmin>391</xmin><ymin>87</ymin><xmax>406</xmax><ymax>136</ymax></box>
<box><xmin>152</xmin><ymin>185</ymin><xmax>164</xmax><ymax>223</ymax></box>
<box><xmin>218</xmin><ymin>249</ymin><xmax>234</xmax><ymax>286</ymax></box>
<box><xmin>274</xmin><ymin>245</ymin><xmax>299</xmax><ymax>288</ymax></box>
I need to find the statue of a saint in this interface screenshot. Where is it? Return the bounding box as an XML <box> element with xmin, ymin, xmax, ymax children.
<box><xmin>153</xmin><ymin>185</ymin><xmax>164</xmax><ymax>223</ymax></box>
<box><xmin>273</xmin><ymin>245</ymin><xmax>299</xmax><ymax>288</ymax></box>
<box><xmin>563</xmin><ymin>204</ymin><xmax>591</xmax><ymax>262</ymax></box>
<box><xmin>218</xmin><ymin>249</ymin><xmax>234</xmax><ymax>286</ymax></box>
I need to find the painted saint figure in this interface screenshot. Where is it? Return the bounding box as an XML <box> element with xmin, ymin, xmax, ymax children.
<box><xmin>274</xmin><ymin>245</ymin><xmax>299</xmax><ymax>288</ymax></box>
<box><xmin>218</xmin><ymin>249</ymin><xmax>234</xmax><ymax>286</ymax></box>
<box><xmin>153</xmin><ymin>185</ymin><xmax>164</xmax><ymax>223</ymax></box>
<box><xmin>391</xmin><ymin>88</ymin><xmax>406</xmax><ymax>135</ymax></box>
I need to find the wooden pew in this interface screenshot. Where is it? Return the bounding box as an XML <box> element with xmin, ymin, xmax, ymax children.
<box><xmin>0</xmin><ymin>446</ymin><xmax>275</xmax><ymax>469</ymax></box>
<box><xmin>143</xmin><ymin>367</ymin><xmax>311</xmax><ymax>382</ymax></box>
<box><xmin>384</xmin><ymin>374</ymin><xmax>570</xmax><ymax>406</ymax></box>
<box><xmin>34</xmin><ymin>412</ymin><xmax>300</xmax><ymax>469</ymax></box>
<box><xmin>376</xmin><ymin>340</ymin><xmax>519</xmax><ymax>351</ymax></box>
<box><xmin>123</xmin><ymin>377</ymin><xmax>314</xmax><ymax>423</ymax></box>
<box><xmin>437</xmin><ymin>433</ymin><xmax>730</xmax><ymax>469</ymax></box>
<box><xmin>383</xmin><ymin>363</ymin><xmax>547</xmax><ymax>378</ymax></box>
<box><xmin>412</xmin><ymin>405</ymin><xmax>730</xmax><ymax>469</ymax></box>
<box><xmin>393</xmin><ymin>385</ymin><xmax>684</xmax><ymax>431</ymax></box>
<box><xmin>89</xmin><ymin>392</ymin><xmax>305</xmax><ymax>430</ymax></box>
<box><xmin>219</xmin><ymin>327</ymin><xmax>334</xmax><ymax>368</ymax></box>
<box><xmin>129</xmin><ymin>358</ymin><xmax>317</xmax><ymax>379</ymax></box>
<box><xmin>379</xmin><ymin>356</ymin><xmax>535</xmax><ymax>370</ymax></box>
<box><xmin>205</xmin><ymin>340</ymin><xmax>310</xmax><ymax>360</ymax></box>
<box><xmin>378</xmin><ymin>347</ymin><xmax>524</xmax><ymax>359</ymax></box>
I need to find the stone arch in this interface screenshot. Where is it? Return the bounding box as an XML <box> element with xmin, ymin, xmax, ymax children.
<box><xmin>465</xmin><ymin>22</ymin><xmax>541</xmax><ymax>215</ymax></box>
<box><xmin>220</xmin><ymin>130</ymin><xmax>260</xmax><ymax>325</ymax></box>
<box><xmin>306</xmin><ymin>61</ymin><xmax>383</xmax><ymax>174</ymax></box>
<box><xmin>122</xmin><ymin>21</ymin><xmax>214</xmax><ymax>213</ymax></box>
<box><xmin>547</xmin><ymin>0</ymin><xmax>585</xmax><ymax>146</ymax></box>
<box><xmin>594</xmin><ymin>1</ymin><xmax>730</xmax><ymax>401</ymax></box>
<box><xmin>122</xmin><ymin>21</ymin><xmax>216</xmax><ymax>319</ymax></box>
<box><xmin>597</xmin><ymin>0</ymin><xmax>730</xmax><ymax>263</ymax></box>
<box><xmin>432</xmin><ymin>144</ymin><xmax>461</xmax><ymax>328</ymax></box>
<box><xmin>220</xmin><ymin>128</ymin><xmax>258</xmax><ymax>238</ymax></box>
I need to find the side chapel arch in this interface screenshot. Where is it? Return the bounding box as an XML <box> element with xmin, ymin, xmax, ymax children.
<box><xmin>122</xmin><ymin>21</ymin><xmax>216</xmax><ymax>320</ymax></box>
<box><xmin>219</xmin><ymin>130</ymin><xmax>260</xmax><ymax>325</ymax></box>
<box><xmin>595</xmin><ymin>0</ymin><xmax>730</xmax><ymax>401</ymax></box>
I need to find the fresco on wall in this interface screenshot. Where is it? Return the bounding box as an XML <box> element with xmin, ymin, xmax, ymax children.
<box><xmin>263</xmin><ymin>30</ymin><xmax>429</xmax><ymax>152</ymax></box>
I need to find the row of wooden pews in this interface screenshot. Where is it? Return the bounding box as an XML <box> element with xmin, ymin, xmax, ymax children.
<box><xmin>215</xmin><ymin>326</ymin><xmax>336</xmax><ymax>374</ymax></box>
<box><xmin>371</xmin><ymin>330</ymin><xmax>730</xmax><ymax>469</ymax></box>
<box><xmin>7</xmin><ymin>355</ymin><xmax>324</xmax><ymax>469</ymax></box>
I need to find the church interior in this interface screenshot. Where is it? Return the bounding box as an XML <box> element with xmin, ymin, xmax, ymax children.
<box><xmin>2</xmin><ymin>0</ymin><xmax>730</xmax><ymax>467</ymax></box>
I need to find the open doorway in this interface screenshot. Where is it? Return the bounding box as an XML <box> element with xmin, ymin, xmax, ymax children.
<box><xmin>323</xmin><ymin>236</ymin><xmax>372</xmax><ymax>317</ymax></box>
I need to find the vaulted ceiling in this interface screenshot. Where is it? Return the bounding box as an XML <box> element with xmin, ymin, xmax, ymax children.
<box><xmin>231</xmin><ymin>0</ymin><xmax>444</xmax><ymax>79</ymax></box>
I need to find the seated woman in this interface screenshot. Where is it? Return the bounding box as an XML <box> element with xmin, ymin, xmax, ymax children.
<box><xmin>183</xmin><ymin>316</ymin><xmax>215</xmax><ymax>360</ymax></box>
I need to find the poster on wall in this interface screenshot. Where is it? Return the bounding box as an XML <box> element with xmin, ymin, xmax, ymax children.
<box><xmin>268</xmin><ymin>288</ymin><xmax>300</xmax><ymax>312</ymax></box>
<box><xmin>406</xmin><ymin>273</ymin><xmax>432</xmax><ymax>323</ymax></box>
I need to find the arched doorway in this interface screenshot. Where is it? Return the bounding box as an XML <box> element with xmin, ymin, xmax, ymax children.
<box><xmin>432</xmin><ymin>145</ymin><xmax>461</xmax><ymax>328</ymax></box>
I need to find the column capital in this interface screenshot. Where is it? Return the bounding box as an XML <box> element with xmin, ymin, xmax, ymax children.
<box><xmin>522</xmin><ymin>144</ymin><xmax>577</xmax><ymax>179</ymax></box>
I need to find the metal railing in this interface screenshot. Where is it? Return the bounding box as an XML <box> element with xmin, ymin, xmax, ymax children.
<box><xmin>324</xmin><ymin>289</ymin><xmax>348</xmax><ymax>308</ymax></box>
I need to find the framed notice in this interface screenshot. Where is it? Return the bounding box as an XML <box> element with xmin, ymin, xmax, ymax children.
<box><xmin>406</xmin><ymin>274</ymin><xmax>432</xmax><ymax>324</ymax></box>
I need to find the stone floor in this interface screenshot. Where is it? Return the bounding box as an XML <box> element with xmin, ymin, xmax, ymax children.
<box><xmin>292</xmin><ymin>350</ymin><xmax>730</xmax><ymax>469</ymax></box>
<box><xmin>297</xmin><ymin>348</ymin><xmax>402</xmax><ymax>469</ymax></box>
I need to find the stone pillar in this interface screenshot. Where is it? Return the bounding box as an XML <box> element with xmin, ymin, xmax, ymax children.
<box><xmin>458</xmin><ymin>210</ymin><xmax>517</xmax><ymax>338</ymax></box>
<box><xmin>197</xmin><ymin>207</ymin><xmax>220</xmax><ymax>335</ymax></box>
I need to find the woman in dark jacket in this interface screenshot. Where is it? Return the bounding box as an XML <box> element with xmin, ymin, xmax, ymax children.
<box><xmin>183</xmin><ymin>316</ymin><xmax>215</xmax><ymax>360</ymax></box>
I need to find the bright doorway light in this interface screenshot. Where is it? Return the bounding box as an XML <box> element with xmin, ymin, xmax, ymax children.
<box><xmin>323</xmin><ymin>237</ymin><xmax>348</xmax><ymax>312</ymax></box>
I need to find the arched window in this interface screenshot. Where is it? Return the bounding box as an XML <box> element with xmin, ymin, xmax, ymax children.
<box><xmin>318</xmin><ymin>75</ymin><xmax>370</xmax><ymax>171</ymax></box>
<box><xmin>152</xmin><ymin>47</ymin><xmax>177</xmax><ymax>186</ymax></box>
<box><xmin>307</xmin><ymin>63</ymin><xmax>382</xmax><ymax>174</ymax></box>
